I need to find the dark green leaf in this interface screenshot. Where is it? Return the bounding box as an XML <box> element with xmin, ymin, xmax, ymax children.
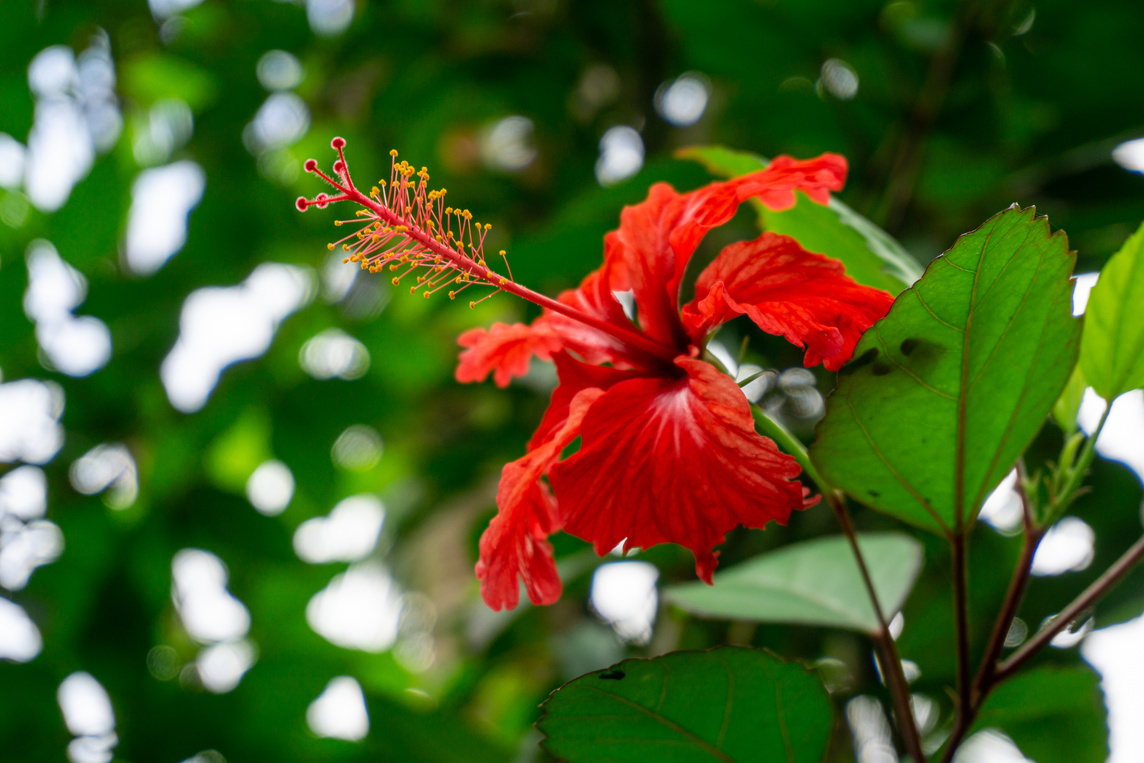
<box><xmin>1080</xmin><ymin>221</ymin><xmax>1144</xmax><ymax>400</ymax></box>
<box><xmin>810</xmin><ymin>206</ymin><xmax>1081</xmax><ymax>535</ymax></box>
<box><xmin>967</xmin><ymin>664</ymin><xmax>1108</xmax><ymax>763</ymax></box>
<box><xmin>663</xmin><ymin>533</ymin><xmax>923</xmax><ymax>634</ymax></box>
<box><xmin>677</xmin><ymin>145</ymin><xmax>920</xmax><ymax>293</ymax></box>
<box><xmin>538</xmin><ymin>647</ymin><xmax>833</xmax><ymax>763</ymax></box>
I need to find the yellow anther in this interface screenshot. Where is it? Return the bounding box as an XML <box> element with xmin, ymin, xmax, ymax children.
<box><xmin>469</xmin><ymin>301</ymin><xmax>475</xmax><ymax>309</ymax></box>
<box><xmin>410</xmin><ymin>286</ymin><xmax>416</xmax><ymax>294</ymax></box>
<box><xmin>379</xmin><ymin>179</ymin><xmax>386</xmax><ymax>187</ymax></box>
<box><xmin>343</xmin><ymin>244</ymin><xmax>350</xmax><ymax>251</ymax></box>
<box><xmin>343</xmin><ymin>258</ymin><xmax>350</xmax><ymax>264</ymax></box>
<box><xmin>423</xmin><ymin>291</ymin><xmax>430</xmax><ymax>298</ymax></box>
<box><xmin>392</xmin><ymin>277</ymin><xmax>400</xmax><ymax>285</ymax></box>
<box><xmin>327</xmin><ymin>243</ymin><xmax>335</xmax><ymax>250</ymax></box>
<box><xmin>334</xmin><ymin>220</ymin><xmax>343</xmax><ymax>226</ymax></box>
<box><xmin>448</xmin><ymin>291</ymin><xmax>455</xmax><ymax>300</ymax></box>
<box><xmin>371</xmin><ymin>186</ymin><xmax>380</xmax><ymax>196</ymax></box>
<box><xmin>499</xmin><ymin>250</ymin><xmax>506</xmax><ymax>256</ymax></box>
<box><xmin>498</xmin><ymin>278</ymin><xmax>507</xmax><ymax>285</ymax></box>
<box><xmin>484</xmin><ymin>224</ymin><xmax>492</xmax><ymax>231</ymax></box>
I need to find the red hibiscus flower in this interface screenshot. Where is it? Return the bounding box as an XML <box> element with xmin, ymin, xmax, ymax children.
<box><xmin>295</xmin><ymin>140</ymin><xmax>893</xmax><ymax>612</ymax></box>
<box><xmin>457</xmin><ymin>155</ymin><xmax>895</xmax><ymax>610</ymax></box>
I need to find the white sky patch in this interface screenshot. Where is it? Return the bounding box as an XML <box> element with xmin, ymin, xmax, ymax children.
<box><xmin>0</xmin><ymin>133</ymin><xmax>26</xmax><ymax>189</ymax></box>
<box><xmin>246</xmin><ymin>459</ymin><xmax>294</xmax><ymax>516</ymax></box>
<box><xmin>1031</xmin><ymin>516</ymin><xmax>1095</xmax><ymax>576</ymax></box>
<box><xmin>299</xmin><ymin>328</ymin><xmax>370</xmax><ymax>380</ymax></box>
<box><xmin>953</xmin><ymin>730</ymin><xmax>1032</xmax><ymax>763</ymax></box>
<box><xmin>1112</xmin><ymin>138</ymin><xmax>1144</xmax><ymax>174</ymax></box>
<box><xmin>23</xmin><ymin>240</ymin><xmax>111</xmax><ymax>378</ymax></box>
<box><xmin>172</xmin><ymin>549</ymin><xmax>251</xmax><ymax>644</ymax></box>
<box><xmin>0</xmin><ymin>378</ymin><xmax>65</xmax><ymax>464</ymax></box>
<box><xmin>320</xmin><ymin>250</ymin><xmax>358</xmax><ymax>303</ymax></box>
<box><xmin>1078</xmin><ymin>388</ymin><xmax>1144</xmax><ymax>480</ymax></box>
<box><xmin>846</xmin><ymin>695</ymin><xmax>897</xmax><ymax>763</ymax></box>
<box><xmin>294</xmin><ymin>495</ymin><xmax>384</xmax><ymax>564</ymax></box>
<box><xmin>162</xmin><ymin>263</ymin><xmax>315</xmax><ymax>412</ymax></box>
<box><xmin>58</xmin><ymin>672</ymin><xmax>118</xmax><ymax>763</ymax></box>
<box><xmin>125</xmin><ymin>161</ymin><xmax>205</xmax><ymax>275</ymax></box>
<box><xmin>1072</xmin><ymin>272</ymin><xmax>1100</xmax><ymax>316</ymax></box>
<box><xmin>0</xmin><ymin>597</ymin><xmax>43</xmax><ymax>662</ymax></box>
<box><xmin>979</xmin><ymin>470</ymin><xmax>1023</xmax><ymax>533</ymax></box>
<box><xmin>243</xmin><ymin>92</ymin><xmax>310</xmax><ymax>154</ymax></box>
<box><xmin>655</xmin><ymin>72</ymin><xmax>710</xmax><ymax>127</ymax></box>
<box><xmin>196</xmin><ymin>639</ymin><xmax>257</xmax><ymax>694</ymax></box>
<box><xmin>590</xmin><ymin>561</ymin><xmax>659</xmax><ymax>644</ymax></box>
<box><xmin>0</xmin><ymin>465</ymin><xmax>47</xmax><ymax>522</ymax></box>
<box><xmin>69</xmin><ymin>443</ymin><xmax>138</xmax><ymax>509</ymax></box>
<box><xmin>819</xmin><ymin>58</ymin><xmax>859</xmax><ymax>100</ymax></box>
<box><xmin>307</xmin><ymin>676</ymin><xmax>369</xmax><ymax>741</ymax></box>
<box><xmin>24</xmin><ymin>36</ymin><xmax>121</xmax><ymax>212</ymax></box>
<box><xmin>1084</xmin><ymin>614</ymin><xmax>1144</xmax><ymax>763</ymax></box>
<box><xmin>0</xmin><ymin>518</ymin><xmax>65</xmax><ymax>590</ymax></box>
<box><xmin>306</xmin><ymin>563</ymin><xmax>403</xmax><ymax>652</ymax></box>
<box><xmin>148</xmin><ymin>0</ymin><xmax>205</xmax><ymax>19</ymax></box>
<box><xmin>595</xmin><ymin>126</ymin><xmax>644</xmax><ymax>186</ymax></box>
<box><xmin>480</xmin><ymin>116</ymin><xmax>537</xmax><ymax>172</ymax></box>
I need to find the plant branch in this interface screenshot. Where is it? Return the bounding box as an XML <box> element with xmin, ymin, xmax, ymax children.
<box><xmin>751</xmin><ymin>407</ymin><xmax>927</xmax><ymax>762</ymax></box>
<box><xmin>995</xmin><ymin>533</ymin><xmax>1144</xmax><ymax>682</ymax></box>
<box><xmin>949</xmin><ymin>531</ymin><xmax>971</xmax><ymax>741</ymax></box>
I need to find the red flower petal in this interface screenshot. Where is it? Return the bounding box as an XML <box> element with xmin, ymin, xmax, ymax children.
<box><xmin>476</xmin><ymin>387</ymin><xmax>605</xmax><ymax>611</ymax></box>
<box><xmin>549</xmin><ymin>358</ymin><xmax>811</xmax><ymax>584</ymax></box>
<box><xmin>603</xmin><ymin>154</ymin><xmax>848</xmax><ymax>351</ymax></box>
<box><xmin>529</xmin><ymin>352</ymin><xmax>645</xmax><ymax>450</ymax></box>
<box><xmin>455</xmin><ymin>268</ymin><xmax>647</xmax><ymax>388</ymax></box>
<box><xmin>682</xmin><ymin>233</ymin><xmax>895</xmax><ymax>371</ymax></box>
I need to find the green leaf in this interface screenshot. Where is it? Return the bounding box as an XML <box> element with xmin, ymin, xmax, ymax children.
<box><xmin>1080</xmin><ymin>221</ymin><xmax>1144</xmax><ymax>400</ymax></box>
<box><xmin>538</xmin><ymin>647</ymin><xmax>833</xmax><ymax>763</ymax></box>
<box><xmin>967</xmin><ymin>664</ymin><xmax>1108</xmax><ymax>763</ymax></box>
<box><xmin>677</xmin><ymin>145</ymin><xmax>920</xmax><ymax>293</ymax></box>
<box><xmin>809</xmin><ymin>206</ymin><xmax>1081</xmax><ymax>535</ymax></box>
<box><xmin>1052</xmin><ymin>363</ymin><xmax>1088</xmax><ymax>436</ymax></box>
<box><xmin>662</xmin><ymin>533</ymin><xmax>923</xmax><ymax>634</ymax></box>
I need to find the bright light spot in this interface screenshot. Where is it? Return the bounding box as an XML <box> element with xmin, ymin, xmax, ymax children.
<box><xmin>910</xmin><ymin>694</ymin><xmax>938</xmax><ymax>735</ymax></box>
<box><xmin>779</xmin><ymin>368</ymin><xmax>823</xmax><ymax>419</ymax></box>
<box><xmin>25</xmin><ymin>37</ymin><xmax>122</xmax><ymax>212</ymax></box>
<box><xmin>0</xmin><ymin>597</ymin><xmax>42</xmax><ymax>662</ymax></box>
<box><xmin>180</xmin><ymin>752</ymin><xmax>226</xmax><ymax>763</ymax></box>
<box><xmin>1112</xmin><ymin>138</ymin><xmax>1144</xmax><ymax>174</ymax></box>
<box><xmin>307</xmin><ymin>676</ymin><xmax>369</xmax><ymax>741</ymax></box>
<box><xmin>172</xmin><ymin>549</ymin><xmax>251</xmax><ymax>644</ymax></box>
<box><xmin>1084</xmin><ymin>613</ymin><xmax>1144</xmax><ymax>762</ymax></box>
<box><xmin>257</xmin><ymin>50</ymin><xmax>304</xmax><ymax>91</ymax></box>
<box><xmin>244</xmin><ymin>93</ymin><xmax>310</xmax><ymax>153</ymax></box>
<box><xmin>148</xmin><ymin>0</ymin><xmax>205</xmax><ymax>19</ymax></box>
<box><xmin>888</xmin><ymin>612</ymin><xmax>905</xmax><ymax>640</ymax></box>
<box><xmin>320</xmin><ymin>250</ymin><xmax>358</xmax><ymax>303</ymax></box>
<box><xmin>162</xmin><ymin>263</ymin><xmax>315</xmax><ymax>412</ymax></box>
<box><xmin>246</xmin><ymin>460</ymin><xmax>295</xmax><ymax>516</ymax></box>
<box><xmin>125</xmin><ymin>161</ymin><xmax>205</xmax><ymax>276</ymax></box>
<box><xmin>69</xmin><ymin>443</ymin><xmax>138</xmax><ymax>509</ymax></box>
<box><xmin>820</xmin><ymin>58</ymin><xmax>859</xmax><ymax>100</ymax></box>
<box><xmin>595</xmin><ymin>126</ymin><xmax>644</xmax><ymax>186</ymax></box>
<box><xmin>0</xmin><ymin>518</ymin><xmax>65</xmax><ymax>590</ymax></box>
<box><xmin>24</xmin><ymin>239</ymin><xmax>87</xmax><ymax>323</ymax></box>
<box><xmin>58</xmin><ymin>672</ymin><xmax>117</xmax><ymax>763</ymax></box>
<box><xmin>307</xmin><ymin>0</ymin><xmax>355</xmax><ymax>37</ymax></box>
<box><xmin>24</xmin><ymin>240</ymin><xmax>111</xmax><ymax>377</ymax></box>
<box><xmin>480</xmin><ymin>116</ymin><xmax>537</xmax><ymax>172</ymax></box>
<box><xmin>294</xmin><ymin>495</ymin><xmax>384</xmax><ymax>564</ymax></box>
<box><xmin>1003</xmin><ymin>616</ymin><xmax>1028</xmax><ymax>647</ymax></box>
<box><xmin>0</xmin><ymin>134</ymin><xmax>26</xmax><ymax>189</ymax></box>
<box><xmin>1031</xmin><ymin>516</ymin><xmax>1095</xmax><ymax>575</ymax></box>
<box><xmin>0</xmin><ymin>465</ymin><xmax>48</xmax><ymax>521</ymax></box>
<box><xmin>1047</xmin><ymin>613</ymin><xmax>1093</xmax><ymax>648</ymax></box>
<box><xmin>736</xmin><ymin>363</ymin><xmax>773</xmax><ymax>404</ymax></box>
<box><xmin>590</xmin><ymin>561</ymin><xmax>658</xmax><ymax>644</ymax></box>
<box><xmin>979</xmin><ymin>469</ymin><xmax>1023</xmax><ymax>533</ymax></box>
<box><xmin>655</xmin><ymin>72</ymin><xmax>710</xmax><ymax>127</ymax></box>
<box><xmin>1072</xmin><ymin>272</ymin><xmax>1099</xmax><ymax>315</ymax></box>
<box><xmin>0</xmin><ymin>378</ymin><xmax>65</xmax><ymax>464</ymax></box>
<box><xmin>953</xmin><ymin>730</ymin><xmax>1031</xmax><ymax>762</ymax></box>
<box><xmin>132</xmin><ymin>98</ymin><xmax>194</xmax><ymax>166</ymax></box>
<box><xmin>331</xmin><ymin>425</ymin><xmax>383</xmax><ymax>471</ymax></box>
<box><xmin>299</xmin><ymin>328</ymin><xmax>370</xmax><ymax>381</ymax></box>
<box><xmin>1078</xmin><ymin>388</ymin><xmax>1144</xmax><ymax>480</ymax></box>
<box><xmin>306</xmin><ymin>563</ymin><xmax>403</xmax><ymax>652</ymax></box>
<box><xmin>846</xmin><ymin>695</ymin><xmax>896</xmax><ymax>763</ymax></box>
<box><xmin>196</xmin><ymin>640</ymin><xmax>256</xmax><ymax>694</ymax></box>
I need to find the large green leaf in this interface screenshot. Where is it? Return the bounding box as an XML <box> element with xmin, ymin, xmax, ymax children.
<box><xmin>678</xmin><ymin>145</ymin><xmax>920</xmax><ymax>293</ymax></box>
<box><xmin>1080</xmin><ymin>221</ymin><xmax>1144</xmax><ymax>400</ymax></box>
<box><xmin>538</xmin><ymin>647</ymin><xmax>833</xmax><ymax>763</ymax></box>
<box><xmin>809</xmin><ymin>206</ymin><xmax>1081</xmax><ymax>535</ymax></box>
<box><xmin>966</xmin><ymin>664</ymin><xmax>1108</xmax><ymax>763</ymax></box>
<box><xmin>662</xmin><ymin>534</ymin><xmax>923</xmax><ymax>634</ymax></box>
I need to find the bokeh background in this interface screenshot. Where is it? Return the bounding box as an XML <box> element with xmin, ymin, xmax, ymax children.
<box><xmin>2</xmin><ymin>0</ymin><xmax>1144</xmax><ymax>761</ymax></box>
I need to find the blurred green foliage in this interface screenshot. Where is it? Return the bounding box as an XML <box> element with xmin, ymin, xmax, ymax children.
<box><xmin>1</xmin><ymin>0</ymin><xmax>1142</xmax><ymax>761</ymax></box>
